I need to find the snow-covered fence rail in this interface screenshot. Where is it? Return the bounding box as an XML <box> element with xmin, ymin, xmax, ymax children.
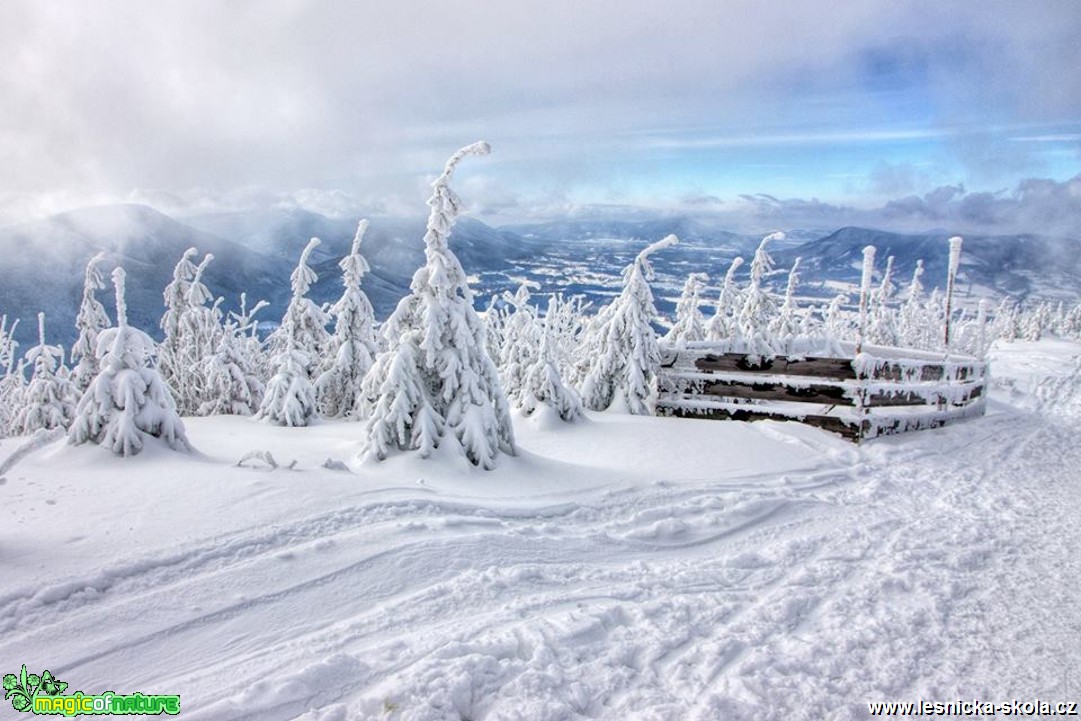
<box><xmin>655</xmin><ymin>341</ymin><xmax>987</xmax><ymax>441</ymax></box>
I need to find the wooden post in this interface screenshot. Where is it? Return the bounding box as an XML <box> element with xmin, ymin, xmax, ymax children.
<box><xmin>944</xmin><ymin>236</ymin><xmax>963</xmax><ymax>356</ymax></box>
<box><xmin>855</xmin><ymin>246</ymin><xmax>877</xmax><ymax>440</ymax></box>
<box><xmin>856</xmin><ymin>245</ymin><xmax>876</xmax><ymax>356</ymax></box>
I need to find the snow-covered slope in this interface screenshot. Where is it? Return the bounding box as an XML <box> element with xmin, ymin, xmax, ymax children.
<box><xmin>1</xmin><ymin>339</ymin><xmax>1079</xmax><ymax>719</ymax></box>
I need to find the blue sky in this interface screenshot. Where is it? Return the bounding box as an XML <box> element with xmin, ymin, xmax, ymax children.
<box><xmin>0</xmin><ymin>1</ymin><xmax>1077</xmax><ymax>233</ymax></box>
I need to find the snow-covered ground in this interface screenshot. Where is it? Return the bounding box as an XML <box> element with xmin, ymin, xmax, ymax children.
<box><xmin>2</xmin><ymin>339</ymin><xmax>1080</xmax><ymax>720</ymax></box>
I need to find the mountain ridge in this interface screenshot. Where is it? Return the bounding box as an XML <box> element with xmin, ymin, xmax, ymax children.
<box><xmin>1</xmin><ymin>205</ymin><xmax>1078</xmax><ymax>353</ymax></box>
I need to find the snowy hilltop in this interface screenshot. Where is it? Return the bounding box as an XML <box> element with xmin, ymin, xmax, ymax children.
<box><xmin>0</xmin><ymin>143</ymin><xmax>1080</xmax><ymax>720</ymax></box>
<box><xmin>2</xmin><ymin>337</ymin><xmax>1080</xmax><ymax>719</ymax></box>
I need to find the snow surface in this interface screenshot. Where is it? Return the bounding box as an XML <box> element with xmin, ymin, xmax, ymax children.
<box><xmin>2</xmin><ymin>339</ymin><xmax>1080</xmax><ymax>720</ymax></box>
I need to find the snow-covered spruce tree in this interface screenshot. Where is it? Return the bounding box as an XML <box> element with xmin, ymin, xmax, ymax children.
<box><xmin>737</xmin><ymin>232</ymin><xmax>785</xmax><ymax>358</ymax></box>
<box><xmin>498</xmin><ymin>283</ymin><xmax>540</xmax><ymax>407</ymax></box>
<box><xmin>992</xmin><ymin>298</ymin><xmax>1020</xmax><ymax>342</ymax></box>
<box><xmin>15</xmin><ymin>313</ymin><xmax>79</xmax><ymax>434</ymax></box>
<box><xmin>229</xmin><ymin>293</ymin><xmax>271</xmax><ymax>383</ymax></box>
<box><xmin>173</xmin><ymin>254</ymin><xmax>224</xmax><ymax>414</ymax></box>
<box><xmin>158</xmin><ymin>247</ymin><xmax>200</xmax><ymax>397</ymax></box>
<box><xmin>316</xmin><ymin>220</ymin><xmax>379</xmax><ymax>418</ymax></box>
<box><xmin>482</xmin><ymin>294</ymin><xmax>506</xmax><ymax>363</ymax></box>
<box><xmin>823</xmin><ymin>294</ymin><xmax>852</xmax><ymax>346</ymax></box>
<box><xmin>1022</xmin><ymin>302</ymin><xmax>1054</xmax><ymax>342</ymax></box>
<box><xmin>546</xmin><ymin>293</ymin><xmax>588</xmax><ymax>385</ymax></box>
<box><xmin>898</xmin><ymin>259</ymin><xmax>926</xmax><ymax>348</ymax></box>
<box><xmin>706</xmin><ymin>257</ymin><xmax>744</xmax><ymax>343</ymax></box>
<box><xmin>257</xmin><ymin>238</ymin><xmax>328</xmax><ymax>427</ymax></box>
<box><xmin>0</xmin><ymin>315</ymin><xmax>24</xmax><ymax>437</ymax></box>
<box><xmin>923</xmin><ymin>288</ymin><xmax>945</xmax><ymax>351</ymax></box>
<box><xmin>196</xmin><ymin>319</ymin><xmax>265</xmax><ymax>416</ymax></box>
<box><xmin>769</xmin><ymin>258</ymin><xmax>803</xmax><ymax>352</ymax></box>
<box><xmin>665</xmin><ymin>272</ymin><xmax>709</xmax><ymax>345</ymax></box>
<box><xmin>71</xmin><ymin>252</ymin><xmax>112</xmax><ymax>393</ymax></box>
<box><xmin>957</xmin><ymin>298</ymin><xmax>991</xmax><ymax>358</ymax></box>
<box><xmin>579</xmin><ymin>234</ymin><xmax>679</xmax><ymax>414</ymax></box>
<box><xmin>270</xmin><ymin>238</ymin><xmax>330</xmax><ymax>363</ymax></box>
<box><xmin>358</xmin><ymin>142</ymin><xmax>515</xmax><ymax>468</ymax></box>
<box><xmin>1062</xmin><ymin>302</ymin><xmax>1081</xmax><ymax>339</ymax></box>
<box><xmin>360</xmin><ymin>337</ymin><xmax>442</xmax><ymax>458</ymax></box>
<box><xmin>868</xmin><ymin>254</ymin><xmax>899</xmax><ymax>347</ymax></box>
<box><xmin>518</xmin><ymin>297</ymin><xmax>582</xmax><ymax>421</ymax></box>
<box><xmin>69</xmin><ymin>267</ymin><xmax>190</xmax><ymax>456</ymax></box>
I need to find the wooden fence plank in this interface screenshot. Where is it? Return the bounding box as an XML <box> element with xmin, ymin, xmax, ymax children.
<box><xmin>692</xmin><ymin>378</ymin><xmax>855</xmax><ymax>405</ymax></box>
<box><xmin>694</xmin><ymin>353</ymin><xmax>857</xmax><ymax>380</ymax></box>
<box><xmin>656</xmin><ymin>401</ymin><xmax>862</xmax><ymax>441</ymax></box>
<box><xmin>862</xmin><ymin>382</ymin><xmax>983</xmax><ymax>408</ymax></box>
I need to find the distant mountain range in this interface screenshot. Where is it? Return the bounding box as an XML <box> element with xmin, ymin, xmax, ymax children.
<box><xmin>0</xmin><ymin>203</ymin><xmax>1078</xmax><ymax>352</ymax></box>
<box><xmin>770</xmin><ymin>226</ymin><xmax>1081</xmax><ymax>305</ymax></box>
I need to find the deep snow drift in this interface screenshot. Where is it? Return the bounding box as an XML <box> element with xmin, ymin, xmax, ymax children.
<box><xmin>1</xmin><ymin>339</ymin><xmax>1080</xmax><ymax>720</ymax></box>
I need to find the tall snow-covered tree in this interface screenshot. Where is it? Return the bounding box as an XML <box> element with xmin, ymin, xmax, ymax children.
<box><xmin>14</xmin><ymin>313</ymin><xmax>78</xmax><ymax>434</ymax></box>
<box><xmin>316</xmin><ymin>220</ymin><xmax>379</xmax><ymax>418</ymax></box>
<box><xmin>518</xmin><ymin>297</ymin><xmax>583</xmax><ymax>422</ymax></box>
<box><xmin>229</xmin><ymin>292</ymin><xmax>271</xmax><ymax>383</ymax></box>
<box><xmin>921</xmin><ymin>288</ymin><xmax>946</xmax><ymax>350</ymax></box>
<box><xmin>898</xmin><ymin>259</ymin><xmax>927</xmax><ymax>349</ymax></box>
<box><xmin>173</xmin><ymin>254</ymin><xmax>224</xmax><ymax>414</ymax></box>
<box><xmin>0</xmin><ymin>315</ymin><xmax>23</xmax><ymax>437</ymax></box>
<box><xmin>737</xmin><ymin>232</ymin><xmax>784</xmax><ymax>358</ymax></box>
<box><xmin>482</xmin><ymin>294</ymin><xmax>506</xmax><ymax>363</ymax></box>
<box><xmin>158</xmin><ymin>247</ymin><xmax>200</xmax><ymax>396</ymax></box>
<box><xmin>665</xmin><ymin>272</ymin><xmax>709</xmax><ymax>345</ymax></box>
<box><xmin>824</xmin><ymin>294</ymin><xmax>852</xmax><ymax>345</ymax></box>
<box><xmin>270</xmin><ymin>238</ymin><xmax>330</xmax><ymax>364</ymax></box>
<box><xmin>579</xmin><ymin>234</ymin><xmax>679</xmax><ymax>414</ymax></box>
<box><xmin>257</xmin><ymin>238</ymin><xmax>328</xmax><ymax>426</ymax></box>
<box><xmin>868</xmin><ymin>254</ymin><xmax>898</xmax><ymax>347</ymax></box>
<box><xmin>359</xmin><ymin>142</ymin><xmax>515</xmax><ymax>469</ymax></box>
<box><xmin>69</xmin><ymin>267</ymin><xmax>190</xmax><ymax>456</ymax></box>
<box><xmin>992</xmin><ymin>298</ymin><xmax>1020</xmax><ymax>342</ymax></box>
<box><xmin>707</xmin><ymin>257</ymin><xmax>744</xmax><ymax>342</ymax></box>
<box><xmin>546</xmin><ymin>293</ymin><xmax>588</xmax><ymax>385</ymax></box>
<box><xmin>70</xmin><ymin>252</ymin><xmax>112</xmax><ymax>393</ymax></box>
<box><xmin>769</xmin><ymin>257</ymin><xmax>803</xmax><ymax>350</ymax></box>
<box><xmin>498</xmin><ymin>283</ymin><xmax>540</xmax><ymax>407</ymax></box>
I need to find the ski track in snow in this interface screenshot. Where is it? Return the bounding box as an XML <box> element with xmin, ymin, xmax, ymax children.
<box><xmin>1</xmin><ymin>345</ymin><xmax>1080</xmax><ymax>720</ymax></box>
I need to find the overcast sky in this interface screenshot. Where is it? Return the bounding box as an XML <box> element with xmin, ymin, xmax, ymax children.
<box><xmin>1</xmin><ymin>1</ymin><xmax>1078</xmax><ymax>233</ymax></box>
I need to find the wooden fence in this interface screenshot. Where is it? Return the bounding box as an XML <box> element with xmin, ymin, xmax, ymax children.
<box><xmin>655</xmin><ymin>341</ymin><xmax>988</xmax><ymax>441</ymax></box>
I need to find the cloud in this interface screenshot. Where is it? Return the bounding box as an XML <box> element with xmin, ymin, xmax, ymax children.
<box><xmin>504</xmin><ymin>174</ymin><xmax>1080</xmax><ymax>238</ymax></box>
<box><xmin>727</xmin><ymin>175</ymin><xmax>1081</xmax><ymax>237</ymax></box>
<box><xmin>0</xmin><ymin>0</ymin><xmax>1078</xmax><ymax>213</ymax></box>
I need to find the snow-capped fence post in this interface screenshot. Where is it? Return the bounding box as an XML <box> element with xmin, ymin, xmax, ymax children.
<box><xmin>856</xmin><ymin>245</ymin><xmax>876</xmax><ymax>356</ymax></box>
<box><xmin>944</xmin><ymin>235</ymin><xmax>963</xmax><ymax>357</ymax></box>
